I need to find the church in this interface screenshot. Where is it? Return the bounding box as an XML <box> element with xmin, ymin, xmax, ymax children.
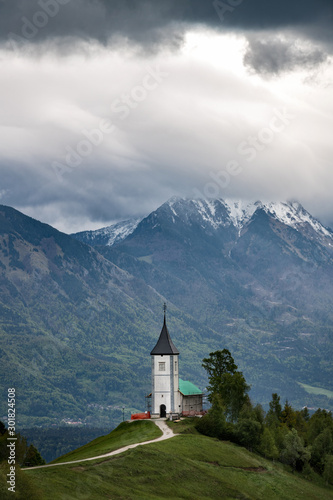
<box><xmin>149</xmin><ymin>306</ymin><xmax>204</xmax><ymax>419</ymax></box>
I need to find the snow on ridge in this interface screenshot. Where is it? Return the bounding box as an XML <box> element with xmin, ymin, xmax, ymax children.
<box><xmin>222</xmin><ymin>199</ymin><xmax>259</xmax><ymax>229</ymax></box>
<box><xmin>105</xmin><ymin>218</ymin><xmax>142</xmax><ymax>246</ymax></box>
<box><xmin>78</xmin><ymin>218</ymin><xmax>142</xmax><ymax>246</ymax></box>
<box><xmin>192</xmin><ymin>199</ymin><xmax>223</xmax><ymax>229</ymax></box>
<box><xmin>165</xmin><ymin>197</ymin><xmax>332</xmax><ymax>239</ymax></box>
<box><xmin>262</xmin><ymin>201</ymin><xmax>332</xmax><ymax>238</ymax></box>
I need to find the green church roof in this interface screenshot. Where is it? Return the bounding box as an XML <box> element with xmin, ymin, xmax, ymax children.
<box><xmin>179</xmin><ymin>379</ymin><xmax>203</xmax><ymax>396</ymax></box>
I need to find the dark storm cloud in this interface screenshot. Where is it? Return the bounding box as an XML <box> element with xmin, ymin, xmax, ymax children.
<box><xmin>1</xmin><ymin>0</ymin><xmax>333</xmax><ymax>232</ymax></box>
<box><xmin>243</xmin><ymin>36</ymin><xmax>329</xmax><ymax>76</ymax></box>
<box><xmin>1</xmin><ymin>0</ymin><xmax>332</xmax><ymax>49</ymax></box>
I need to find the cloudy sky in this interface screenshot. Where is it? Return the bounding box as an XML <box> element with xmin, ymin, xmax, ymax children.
<box><xmin>1</xmin><ymin>0</ymin><xmax>332</xmax><ymax>233</ymax></box>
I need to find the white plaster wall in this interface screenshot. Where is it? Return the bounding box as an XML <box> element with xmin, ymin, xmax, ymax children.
<box><xmin>152</xmin><ymin>355</ymin><xmax>171</xmax><ymax>414</ymax></box>
<box><xmin>152</xmin><ymin>354</ymin><xmax>180</xmax><ymax>414</ymax></box>
<box><xmin>173</xmin><ymin>357</ymin><xmax>180</xmax><ymax>412</ymax></box>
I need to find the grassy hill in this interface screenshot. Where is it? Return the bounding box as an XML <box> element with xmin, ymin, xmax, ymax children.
<box><xmin>50</xmin><ymin>420</ymin><xmax>161</xmax><ymax>463</ymax></box>
<box><xmin>23</xmin><ymin>420</ymin><xmax>333</xmax><ymax>500</ymax></box>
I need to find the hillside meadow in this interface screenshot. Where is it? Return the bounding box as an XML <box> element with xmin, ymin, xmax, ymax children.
<box><xmin>21</xmin><ymin>420</ymin><xmax>333</xmax><ymax>500</ymax></box>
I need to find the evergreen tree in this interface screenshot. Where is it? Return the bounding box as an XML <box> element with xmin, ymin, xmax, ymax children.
<box><xmin>300</xmin><ymin>407</ymin><xmax>310</xmax><ymax>422</ymax></box>
<box><xmin>23</xmin><ymin>444</ymin><xmax>46</xmax><ymax>467</ymax></box>
<box><xmin>281</xmin><ymin>400</ymin><xmax>296</xmax><ymax>429</ymax></box>
<box><xmin>266</xmin><ymin>393</ymin><xmax>282</xmax><ymax>428</ymax></box>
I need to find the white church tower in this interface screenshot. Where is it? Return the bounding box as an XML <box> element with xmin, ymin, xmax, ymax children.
<box><xmin>150</xmin><ymin>305</ymin><xmax>180</xmax><ymax>418</ymax></box>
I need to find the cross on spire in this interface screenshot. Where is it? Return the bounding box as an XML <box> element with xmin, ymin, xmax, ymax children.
<box><xmin>150</xmin><ymin>302</ymin><xmax>179</xmax><ymax>355</ymax></box>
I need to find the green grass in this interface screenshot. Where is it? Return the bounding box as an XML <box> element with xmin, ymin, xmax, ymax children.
<box><xmin>167</xmin><ymin>416</ymin><xmax>200</xmax><ymax>434</ymax></box>
<box><xmin>298</xmin><ymin>382</ymin><xmax>333</xmax><ymax>399</ymax></box>
<box><xmin>49</xmin><ymin>420</ymin><xmax>162</xmax><ymax>464</ymax></box>
<box><xmin>25</xmin><ymin>425</ymin><xmax>333</xmax><ymax>499</ymax></box>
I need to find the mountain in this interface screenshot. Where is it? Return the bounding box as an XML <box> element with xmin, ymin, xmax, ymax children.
<box><xmin>72</xmin><ymin>217</ymin><xmax>142</xmax><ymax>247</ymax></box>
<box><xmin>73</xmin><ymin>197</ymin><xmax>332</xmax><ymax>248</ymax></box>
<box><xmin>1</xmin><ymin>198</ymin><xmax>332</xmax><ymax>431</ymax></box>
<box><xmin>94</xmin><ymin>197</ymin><xmax>333</xmax><ymax>410</ymax></box>
<box><xmin>0</xmin><ymin>205</ymin><xmax>215</xmax><ymax>428</ymax></box>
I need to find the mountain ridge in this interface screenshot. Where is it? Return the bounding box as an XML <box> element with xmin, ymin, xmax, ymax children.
<box><xmin>72</xmin><ymin>197</ymin><xmax>333</xmax><ymax>249</ymax></box>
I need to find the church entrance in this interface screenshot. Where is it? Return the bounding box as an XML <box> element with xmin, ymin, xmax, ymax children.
<box><xmin>160</xmin><ymin>404</ymin><xmax>166</xmax><ymax>418</ymax></box>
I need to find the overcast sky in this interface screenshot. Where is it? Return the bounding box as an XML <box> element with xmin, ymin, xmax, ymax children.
<box><xmin>0</xmin><ymin>0</ymin><xmax>332</xmax><ymax>233</ymax></box>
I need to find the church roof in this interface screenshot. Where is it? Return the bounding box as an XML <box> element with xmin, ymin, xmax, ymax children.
<box><xmin>150</xmin><ymin>315</ymin><xmax>179</xmax><ymax>355</ymax></box>
<box><xmin>179</xmin><ymin>379</ymin><xmax>203</xmax><ymax>396</ymax></box>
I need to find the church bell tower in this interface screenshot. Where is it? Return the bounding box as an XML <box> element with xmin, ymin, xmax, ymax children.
<box><xmin>150</xmin><ymin>305</ymin><xmax>180</xmax><ymax>418</ymax></box>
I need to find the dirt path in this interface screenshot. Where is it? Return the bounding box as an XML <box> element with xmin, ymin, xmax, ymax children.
<box><xmin>23</xmin><ymin>419</ymin><xmax>174</xmax><ymax>471</ymax></box>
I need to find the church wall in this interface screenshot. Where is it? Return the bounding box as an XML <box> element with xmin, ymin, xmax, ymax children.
<box><xmin>181</xmin><ymin>394</ymin><xmax>203</xmax><ymax>414</ymax></box>
<box><xmin>173</xmin><ymin>357</ymin><xmax>181</xmax><ymax>413</ymax></box>
<box><xmin>152</xmin><ymin>354</ymin><xmax>171</xmax><ymax>415</ymax></box>
<box><xmin>151</xmin><ymin>354</ymin><xmax>180</xmax><ymax>415</ymax></box>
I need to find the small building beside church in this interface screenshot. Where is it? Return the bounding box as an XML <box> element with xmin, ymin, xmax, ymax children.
<box><xmin>149</xmin><ymin>308</ymin><xmax>204</xmax><ymax>419</ymax></box>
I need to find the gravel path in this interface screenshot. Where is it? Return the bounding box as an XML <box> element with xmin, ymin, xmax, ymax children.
<box><xmin>23</xmin><ymin>419</ymin><xmax>174</xmax><ymax>471</ymax></box>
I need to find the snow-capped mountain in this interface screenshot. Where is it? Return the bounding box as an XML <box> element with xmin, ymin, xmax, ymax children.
<box><xmin>72</xmin><ymin>217</ymin><xmax>142</xmax><ymax>247</ymax></box>
<box><xmin>72</xmin><ymin>198</ymin><xmax>332</xmax><ymax>252</ymax></box>
<box><xmin>1</xmin><ymin>201</ymin><xmax>333</xmax><ymax>429</ymax></box>
<box><xmin>98</xmin><ymin>195</ymin><xmax>333</xmax><ymax>336</ymax></box>
<box><xmin>163</xmin><ymin>197</ymin><xmax>332</xmax><ymax>241</ymax></box>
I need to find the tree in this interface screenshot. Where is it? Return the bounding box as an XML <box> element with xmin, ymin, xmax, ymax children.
<box><xmin>202</xmin><ymin>350</ymin><xmax>250</xmax><ymax>422</ymax></box>
<box><xmin>307</xmin><ymin>409</ymin><xmax>333</xmax><ymax>444</ymax></box>
<box><xmin>202</xmin><ymin>349</ymin><xmax>237</xmax><ymax>395</ymax></box>
<box><xmin>236</xmin><ymin>418</ymin><xmax>261</xmax><ymax>451</ymax></box>
<box><xmin>310</xmin><ymin>428</ymin><xmax>333</xmax><ymax>473</ymax></box>
<box><xmin>323</xmin><ymin>455</ymin><xmax>333</xmax><ymax>485</ymax></box>
<box><xmin>259</xmin><ymin>428</ymin><xmax>279</xmax><ymax>460</ymax></box>
<box><xmin>195</xmin><ymin>394</ymin><xmax>231</xmax><ymax>440</ymax></box>
<box><xmin>300</xmin><ymin>407</ymin><xmax>310</xmax><ymax>422</ymax></box>
<box><xmin>266</xmin><ymin>393</ymin><xmax>282</xmax><ymax>428</ymax></box>
<box><xmin>293</xmin><ymin>410</ymin><xmax>308</xmax><ymax>440</ymax></box>
<box><xmin>235</xmin><ymin>401</ymin><xmax>264</xmax><ymax>451</ymax></box>
<box><xmin>281</xmin><ymin>400</ymin><xmax>296</xmax><ymax>429</ymax></box>
<box><xmin>23</xmin><ymin>444</ymin><xmax>46</xmax><ymax>467</ymax></box>
<box><xmin>280</xmin><ymin>428</ymin><xmax>310</xmax><ymax>472</ymax></box>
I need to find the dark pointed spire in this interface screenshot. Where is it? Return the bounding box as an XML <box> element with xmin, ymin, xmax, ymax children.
<box><xmin>150</xmin><ymin>305</ymin><xmax>179</xmax><ymax>355</ymax></box>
